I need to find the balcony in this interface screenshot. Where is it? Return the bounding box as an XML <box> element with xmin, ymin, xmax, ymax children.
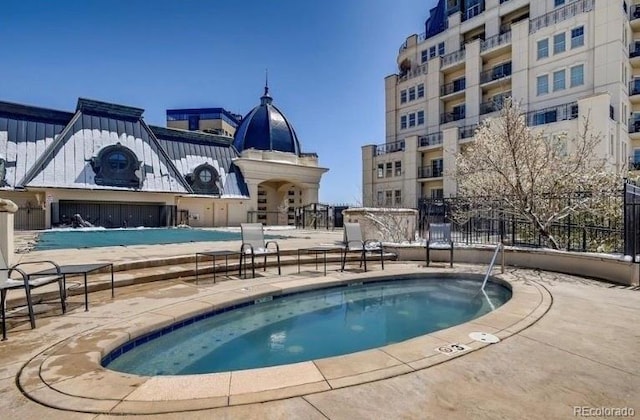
<box><xmin>459</xmin><ymin>124</ymin><xmax>479</xmax><ymax>140</ymax></box>
<box><xmin>441</xmin><ymin>49</ymin><xmax>465</xmax><ymax>70</ymax></box>
<box><xmin>397</xmin><ymin>63</ymin><xmax>428</xmax><ymax>84</ymax></box>
<box><xmin>632</xmin><ymin>5</ymin><xmax>640</xmax><ymax>29</ymax></box>
<box><xmin>529</xmin><ymin>0</ymin><xmax>594</xmax><ymax>34</ymax></box>
<box><xmin>419</xmin><ymin>132</ymin><xmax>443</xmax><ymax>147</ymax></box>
<box><xmin>629</xmin><ymin>119</ymin><xmax>640</xmax><ymax>134</ymax></box>
<box><xmin>629</xmin><ymin>159</ymin><xmax>640</xmax><ymax>171</ymax></box>
<box><xmin>374</xmin><ymin>140</ymin><xmax>405</xmax><ymax>156</ymax></box>
<box><xmin>480</xmin><ymin>62</ymin><xmax>512</xmax><ymax>86</ymax></box>
<box><xmin>441</xmin><ymin>78</ymin><xmax>466</xmax><ymax>97</ymax></box>
<box><xmin>480</xmin><ymin>100</ymin><xmax>502</xmax><ymax>115</ymax></box>
<box><xmin>480</xmin><ymin>31</ymin><xmax>512</xmax><ymax>55</ymax></box>
<box><xmin>462</xmin><ymin>0</ymin><xmax>486</xmax><ymax>22</ymax></box>
<box><xmin>526</xmin><ymin>102</ymin><xmax>578</xmax><ymax>126</ymax></box>
<box><xmin>417</xmin><ymin>165</ymin><xmax>443</xmax><ymax>179</ymax></box>
<box><xmin>440</xmin><ymin>110</ymin><xmax>466</xmax><ymax>124</ymax></box>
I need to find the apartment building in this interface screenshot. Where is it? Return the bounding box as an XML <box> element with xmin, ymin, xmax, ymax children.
<box><xmin>363</xmin><ymin>0</ymin><xmax>636</xmax><ymax>208</ymax></box>
<box><xmin>166</xmin><ymin>107</ymin><xmax>242</xmax><ymax>137</ymax></box>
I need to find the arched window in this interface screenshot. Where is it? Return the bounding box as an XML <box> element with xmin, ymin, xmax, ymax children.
<box><xmin>187</xmin><ymin>163</ymin><xmax>220</xmax><ymax>194</ymax></box>
<box><xmin>91</xmin><ymin>143</ymin><xmax>142</xmax><ymax>188</ymax></box>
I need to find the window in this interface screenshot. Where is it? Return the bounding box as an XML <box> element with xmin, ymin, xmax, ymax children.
<box><xmin>430</xmin><ymin>188</ymin><xmax>444</xmax><ymax>199</ymax></box>
<box><xmin>91</xmin><ymin>143</ymin><xmax>141</xmax><ymax>188</ymax></box>
<box><xmin>394</xmin><ymin>190</ymin><xmax>402</xmax><ymax>205</ymax></box>
<box><xmin>198</xmin><ymin>168</ymin><xmax>213</xmax><ymax>183</ymax></box>
<box><xmin>395</xmin><ymin>161</ymin><xmax>402</xmax><ymax>176</ymax></box>
<box><xmin>385</xmin><ymin>162</ymin><xmax>393</xmax><ymax>177</ymax></box>
<box><xmin>571</xmin><ymin>26</ymin><xmax>584</xmax><ymax>48</ymax></box>
<box><xmin>400</xmin><ymin>90</ymin><xmax>407</xmax><ymax>104</ymax></box>
<box><xmin>452</xmin><ymin>104</ymin><xmax>465</xmax><ymax>120</ymax></box>
<box><xmin>409</xmin><ymin>113</ymin><xmax>416</xmax><ymax>127</ymax></box>
<box><xmin>409</xmin><ymin>87</ymin><xmax>416</xmax><ymax>101</ymax></box>
<box><xmin>429</xmin><ymin>46</ymin><xmax>436</xmax><ymax>58</ymax></box>
<box><xmin>377</xmin><ymin>163</ymin><xmax>384</xmax><ymax>178</ymax></box>
<box><xmin>537</xmin><ymin>75</ymin><xmax>549</xmax><ymax>95</ymax></box>
<box><xmin>438</xmin><ymin>42</ymin><xmax>445</xmax><ymax>56</ymax></box>
<box><xmin>421</xmin><ymin>49</ymin><xmax>429</xmax><ymax>63</ymax></box>
<box><xmin>432</xmin><ymin>159</ymin><xmax>444</xmax><ymax>177</ymax></box>
<box><xmin>553</xmin><ymin>33</ymin><xmax>565</xmax><ymax>54</ymax></box>
<box><xmin>188</xmin><ymin>115</ymin><xmax>199</xmax><ymax>131</ymax></box>
<box><xmin>190</xmin><ymin>163</ymin><xmax>220</xmax><ymax>194</ymax></box>
<box><xmin>417</xmin><ymin>110</ymin><xmax>425</xmax><ymax>125</ymax></box>
<box><xmin>570</xmin><ymin>64</ymin><xmax>584</xmax><ymax>87</ymax></box>
<box><xmin>634</xmin><ymin>148</ymin><xmax>640</xmax><ymax>165</ymax></box>
<box><xmin>417</xmin><ymin>84</ymin><xmax>425</xmax><ymax>98</ymax></box>
<box><xmin>385</xmin><ymin>191</ymin><xmax>393</xmax><ymax>206</ymax></box>
<box><xmin>377</xmin><ymin>191</ymin><xmax>384</xmax><ymax>205</ymax></box>
<box><xmin>400</xmin><ymin>115</ymin><xmax>407</xmax><ymax>129</ymax></box>
<box><xmin>553</xmin><ymin>70</ymin><xmax>566</xmax><ymax>91</ymax></box>
<box><xmin>537</xmin><ymin>38</ymin><xmax>549</xmax><ymax>59</ymax></box>
<box><xmin>554</xmin><ymin>0</ymin><xmax>565</xmax><ymax>6</ymax></box>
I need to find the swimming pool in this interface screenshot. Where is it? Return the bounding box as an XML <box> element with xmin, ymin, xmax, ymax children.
<box><xmin>35</xmin><ymin>228</ymin><xmax>265</xmax><ymax>250</ymax></box>
<box><xmin>104</xmin><ymin>277</ymin><xmax>511</xmax><ymax>375</ymax></box>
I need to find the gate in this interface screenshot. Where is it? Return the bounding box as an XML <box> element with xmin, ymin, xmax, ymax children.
<box><xmin>52</xmin><ymin>201</ymin><xmax>176</xmax><ymax>228</ymax></box>
<box><xmin>13</xmin><ymin>207</ymin><xmax>45</xmax><ymax>230</ymax></box>
<box><xmin>624</xmin><ymin>181</ymin><xmax>640</xmax><ymax>262</ymax></box>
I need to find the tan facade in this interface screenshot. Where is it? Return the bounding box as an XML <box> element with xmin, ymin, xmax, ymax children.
<box><xmin>364</xmin><ymin>0</ymin><xmax>636</xmax><ymax>206</ymax></box>
<box><xmin>167</xmin><ymin>118</ymin><xmax>237</xmax><ymax>138</ymax></box>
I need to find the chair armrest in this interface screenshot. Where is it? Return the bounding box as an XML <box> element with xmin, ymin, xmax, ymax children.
<box><xmin>240</xmin><ymin>243</ymin><xmax>254</xmax><ymax>254</ymax></box>
<box><xmin>11</xmin><ymin>260</ymin><xmax>61</xmax><ymax>276</ymax></box>
<box><xmin>265</xmin><ymin>241</ymin><xmax>280</xmax><ymax>252</ymax></box>
<box><xmin>7</xmin><ymin>266</ymin><xmax>29</xmax><ymax>283</ymax></box>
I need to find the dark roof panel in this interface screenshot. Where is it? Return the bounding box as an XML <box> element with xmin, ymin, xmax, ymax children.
<box><xmin>76</xmin><ymin>98</ymin><xmax>144</xmax><ymax>120</ymax></box>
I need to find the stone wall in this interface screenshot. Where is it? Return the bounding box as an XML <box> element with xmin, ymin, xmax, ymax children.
<box><xmin>342</xmin><ymin>207</ymin><xmax>418</xmax><ymax>243</ymax></box>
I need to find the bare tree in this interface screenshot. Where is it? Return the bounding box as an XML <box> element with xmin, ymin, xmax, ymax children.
<box><xmin>454</xmin><ymin>98</ymin><xmax>622</xmax><ymax>249</ymax></box>
<box><xmin>363</xmin><ymin>207</ymin><xmax>416</xmax><ymax>243</ymax></box>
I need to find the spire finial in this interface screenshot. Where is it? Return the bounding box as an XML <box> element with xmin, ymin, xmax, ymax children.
<box><xmin>264</xmin><ymin>69</ymin><xmax>269</xmax><ymax>96</ymax></box>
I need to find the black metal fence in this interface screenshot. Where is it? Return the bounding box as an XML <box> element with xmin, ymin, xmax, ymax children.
<box><xmin>624</xmin><ymin>181</ymin><xmax>640</xmax><ymax>261</ymax></box>
<box><xmin>14</xmin><ymin>207</ymin><xmax>45</xmax><ymax>230</ymax></box>
<box><xmin>294</xmin><ymin>203</ymin><xmax>351</xmax><ymax>230</ymax></box>
<box><xmin>418</xmin><ymin>191</ymin><xmax>626</xmax><ymax>254</ymax></box>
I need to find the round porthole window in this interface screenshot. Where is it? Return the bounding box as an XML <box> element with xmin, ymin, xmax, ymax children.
<box><xmin>107</xmin><ymin>151</ymin><xmax>128</xmax><ymax>172</ymax></box>
<box><xmin>198</xmin><ymin>167</ymin><xmax>213</xmax><ymax>183</ymax></box>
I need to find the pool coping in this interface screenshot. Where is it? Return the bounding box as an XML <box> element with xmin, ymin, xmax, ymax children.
<box><xmin>16</xmin><ymin>267</ymin><xmax>552</xmax><ymax>415</ymax></box>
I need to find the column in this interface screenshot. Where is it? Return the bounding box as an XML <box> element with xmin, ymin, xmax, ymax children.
<box><xmin>0</xmin><ymin>199</ymin><xmax>17</xmax><ymax>266</ymax></box>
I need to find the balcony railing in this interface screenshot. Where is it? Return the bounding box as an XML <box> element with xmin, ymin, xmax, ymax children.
<box><xmin>529</xmin><ymin>0</ymin><xmax>594</xmax><ymax>34</ymax></box>
<box><xmin>480</xmin><ymin>31</ymin><xmax>512</xmax><ymax>52</ymax></box>
<box><xmin>459</xmin><ymin>124</ymin><xmax>479</xmax><ymax>139</ymax></box>
<box><xmin>632</xmin><ymin>4</ymin><xmax>640</xmax><ymax>20</ymax></box>
<box><xmin>417</xmin><ymin>165</ymin><xmax>443</xmax><ymax>179</ymax></box>
<box><xmin>397</xmin><ymin>63</ymin><xmax>428</xmax><ymax>84</ymax></box>
<box><xmin>480</xmin><ymin>62</ymin><xmax>512</xmax><ymax>84</ymax></box>
<box><xmin>441</xmin><ymin>49</ymin><xmax>465</xmax><ymax>68</ymax></box>
<box><xmin>630</xmin><ymin>80</ymin><xmax>640</xmax><ymax>96</ymax></box>
<box><xmin>629</xmin><ymin>159</ymin><xmax>640</xmax><ymax>170</ymax></box>
<box><xmin>526</xmin><ymin>102</ymin><xmax>578</xmax><ymax>126</ymax></box>
<box><xmin>630</xmin><ymin>42</ymin><xmax>640</xmax><ymax>58</ymax></box>
<box><xmin>441</xmin><ymin>78</ymin><xmax>466</xmax><ymax>96</ymax></box>
<box><xmin>375</xmin><ymin>140</ymin><xmax>405</xmax><ymax>155</ymax></box>
<box><xmin>419</xmin><ymin>132</ymin><xmax>443</xmax><ymax>147</ymax></box>
<box><xmin>629</xmin><ymin>119</ymin><xmax>640</xmax><ymax>133</ymax></box>
<box><xmin>462</xmin><ymin>0</ymin><xmax>486</xmax><ymax>22</ymax></box>
<box><xmin>440</xmin><ymin>110</ymin><xmax>466</xmax><ymax>124</ymax></box>
<box><xmin>480</xmin><ymin>101</ymin><xmax>501</xmax><ymax>115</ymax></box>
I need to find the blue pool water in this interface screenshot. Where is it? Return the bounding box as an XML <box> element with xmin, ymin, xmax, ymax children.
<box><xmin>104</xmin><ymin>277</ymin><xmax>511</xmax><ymax>375</ymax></box>
<box><xmin>34</xmin><ymin>228</ymin><xmax>256</xmax><ymax>250</ymax></box>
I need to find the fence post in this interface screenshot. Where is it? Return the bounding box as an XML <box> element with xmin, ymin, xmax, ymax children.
<box><xmin>511</xmin><ymin>214</ymin><xmax>516</xmax><ymax>246</ymax></box>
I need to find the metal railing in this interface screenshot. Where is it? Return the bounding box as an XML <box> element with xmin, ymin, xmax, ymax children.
<box><xmin>397</xmin><ymin>63</ymin><xmax>428</xmax><ymax>84</ymax></box>
<box><xmin>419</xmin><ymin>132</ymin><xmax>443</xmax><ymax>147</ymax></box>
<box><xmin>374</xmin><ymin>140</ymin><xmax>405</xmax><ymax>155</ymax></box>
<box><xmin>629</xmin><ymin>159</ymin><xmax>640</xmax><ymax>170</ymax></box>
<box><xmin>480</xmin><ymin>31</ymin><xmax>512</xmax><ymax>52</ymax></box>
<box><xmin>480</xmin><ymin>62</ymin><xmax>512</xmax><ymax>84</ymax></box>
<box><xmin>529</xmin><ymin>0</ymin><xmax>594</xmax><ymax>34</ymax></box>
<box><xmin>630</xmin><ymin>42</ymin><xmax>640</xmax><ymax>58</ymax></box>
<box><xmin>459</xmin><ymin>124</ymin><xmax>479</xmax><ymax>139</ymax></box>
<box><xmin>441</xmin><ymin>110</ymin><xmax>466</xmax><ymax>124</ymax></box>
<box><xmin>480</xmin><ymin>101</ymin><xmax>501</xmax><ymax>115</ymax></box>
<box><xmin>418</xmin><ymin>165</ymin><xmax>443</xmax><ymax>179</ymax></box>
<box><xmin>481</xmin><ymin>243</ymin><xmax>504</xmax><ymax>294</ymax></box>
<box><xmin>441</xmin><ymin>49</ymin><xmax>466</xmax><ymax>68</ymax></box>
<box><xmin>629</xmin><ymin>119</ymin><xmax>640</xmax><ymax>134</ymax></box>
<box><xmin>441</xmin><ymin>78</ymin><xmax>466</xmax><ymax>96</ymax></box>
<box><xmin>525</xmin><ymin>102</ymin><xmax>578</xmax><ymax>126</ymax></box>
<box><xmin>630</xmin><ymin>80</ymin><xmax>640</xmax><ymax>96</ymax></box>
<box><xmin>462</xmin><ymin>0</ymin><xmax>486</xmax><ymax>22</ymax></box>
<box><xmin>632</xmin><ymin>4</ymin><xmax>640</xmax><ymax>20</ymax></box>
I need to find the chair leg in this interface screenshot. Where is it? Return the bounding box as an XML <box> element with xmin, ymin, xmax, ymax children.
<box><xmin>277</xmin><ymin>252</ymin><xmax>281</xmax><ymax>275</ymax></box>
<box><xmin>341</xmin><ymin>249</ymin><xmax>346</xmax><ymax>272</ymax></box>
<box><xmin>1</xmin><ymin>290</ymin><xmax>6</xmax><ymax>341</ymax></box>
<box><xmin>380</xmin><ymin>247</ymin><xmax>384</xmax><ymax>270</ymax></box>
<box><xmin>24</xmin><ymin>286</ymin><xmax>36</xmax><ymax>330</ymax></box>
<box><xmin>450</xmin><ymin>246</ymin><xmax>454</xmax><ymax>268</ymax></box>
<box><xmin>58</xmin><ymin>277</ymin><xmax>66</xmax><ymax>314</ymax></box>
<box><xmin>263</xmin><ymin>255</ymin><xmax>267</xmax><ymax>271</ymax></box>
<box><xmin>238</xmin><ymin>253</ymin><xmax>243</xmax><ymax>277</ymax></box>
<box><xmin>251</xmin><ymin>254</ymin><xmax>256</xmax><ymax>278</ymax></box>
<box><xmin>363</xmin><ymin>249</ymin><xmax>367</xmax><ymax>272</ymax></box>
<box><xmin>426</xmin><ymin>246</ymin><xmax>430</xmax><ymax>267</ymax></box>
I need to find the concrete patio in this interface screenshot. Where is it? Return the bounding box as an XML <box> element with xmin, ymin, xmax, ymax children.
<box><xmin>0</xmin><ymin>229</ymin><xmax>638</xmax><ymax>419</ymax></box>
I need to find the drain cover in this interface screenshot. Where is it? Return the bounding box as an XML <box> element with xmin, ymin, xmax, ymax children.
<box><xmin>469</xmin><ymin>332</ymin><xmax>500</xmax><ymax>343</ymax></box>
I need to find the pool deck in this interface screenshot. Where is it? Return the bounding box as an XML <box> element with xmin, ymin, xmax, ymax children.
<box><xmin>1</xmin><ymin>229</ymin><xmax>639</xmax><ymax>419</ymax></box>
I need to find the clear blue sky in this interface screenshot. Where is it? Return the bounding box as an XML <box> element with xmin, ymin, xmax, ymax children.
<box><xmin>1</xmin><ymin>0</ymin><xmax>433</xmax><ymax>204</ymax></box>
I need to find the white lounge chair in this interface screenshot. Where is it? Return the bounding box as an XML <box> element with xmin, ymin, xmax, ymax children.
<box><xmin>340</xmin><ymin>222</ymin><xmax>384</xmax><ymax>272</ymax></box>
<box><xmin>425</xmin><ymin>223</ymin><xmax>454</xmax><ymax>267</ymax></box>
<box><xmin>1</xmin><ymin>247</ymin><xmax>65</xmax><ymax>340</ymax></box>
<box><xmin>239</xmin><ymin>223</ymin><xmax>281</xmax><ymax>278</ymax></box>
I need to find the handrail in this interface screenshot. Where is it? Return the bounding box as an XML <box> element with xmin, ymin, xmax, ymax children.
<box><xmin>481</xmin><ymin>243</ymin><xmax>503</xmax><ymax>292</ymax></box>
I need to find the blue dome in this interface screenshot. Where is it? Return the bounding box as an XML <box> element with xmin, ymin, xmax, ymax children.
<box><xmin>233</xmin><ymin>87</ymin><xmax>301</xmax><ymax>155</ymax></box>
